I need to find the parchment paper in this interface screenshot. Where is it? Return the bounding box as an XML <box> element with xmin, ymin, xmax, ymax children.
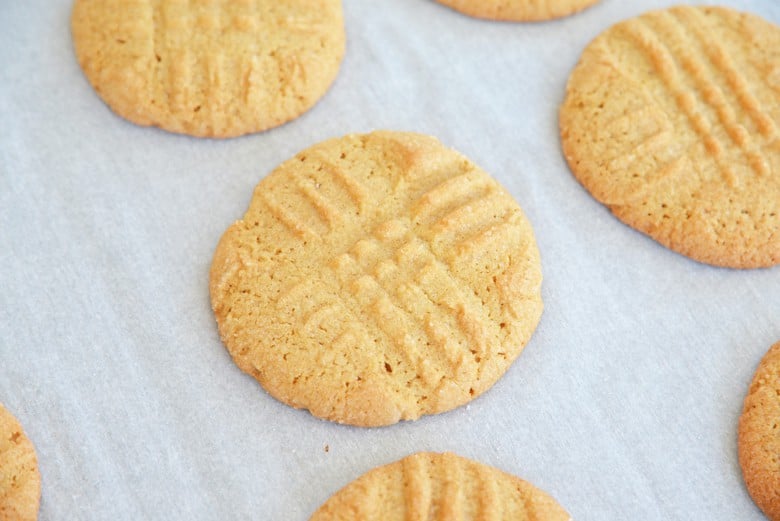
<box><xmin>1</xmin><ymin>0</ymin><xmax>779</xmax><ymax>519</ymax></box>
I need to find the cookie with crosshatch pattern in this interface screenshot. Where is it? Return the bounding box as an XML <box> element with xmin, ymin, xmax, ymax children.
<box><xmin>739</xmin><ymin>341</ymin><xmax>780</xmax><ymax>521</ymax></box>
<box><xmin>71</xmin><ymin>0</ymin><xmax>345</xmax><ymax>138</ymax></box>
<box><xmin>209</xmin><ymin>131</ymin><xmax>543</xmax><ymax>427</ymax></box>
<box><xmin>435</xmin><ymin>0</ymin><xmax>599</xmax><ymax>21</ymax></box>
<box><xmin>0</xmin><ymin>403</ymin><xmax>41</xmax><ymax>521</ymax></box>
<box><xmin>310</xmin><ymin>452</ymin><xmax>571</xmax><ymax>520</ymax></box>
<box><xmin>560</xmin><ymin>6</ymin><xmax>780</xmax><ymax>268</ymax></box>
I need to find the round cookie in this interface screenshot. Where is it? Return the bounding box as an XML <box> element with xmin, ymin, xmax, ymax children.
<box><xmin>210</xmin><ymin>131</ymin><xmax>543</xmax><ymax>427</ymax></box>
<box><xmin>739</xmin><ymin>341</ymin><xmax>780</xmax><ymax>521</ymax></box>
<box><xmin>435</xmin><ymin>0</ymin><xmax>599</xmax><ymax>22</ymax></box>
<box><xmin>0</xmin><ymin>404</ymin><xmax>41</xmax><ymax>521</ymax></box>
<box><xmin>71</xmin><ymin>0</ymin><xmax>345</xmax><ymax>138</ymax></box>
<box><xmin>560</xmin><ymin>6</ymin><xmax>780</xmax><ymax>268</ymax></box>
<box><xmin>310</xmin><ymin>452</ymin><xmax>570</xmax><ymax>520</ymax></box>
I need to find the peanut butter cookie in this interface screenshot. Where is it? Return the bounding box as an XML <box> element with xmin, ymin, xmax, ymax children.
<box><xmin>210</xmin><ymin>131</ymin><xmax>543</xmax><ymax>427</ymax></box>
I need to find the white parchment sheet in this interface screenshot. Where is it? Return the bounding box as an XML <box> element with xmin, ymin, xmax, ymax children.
<box><xmin>1</xmin><ymin>0</ymin><xmax>779</xmax><ymax>519</ymax></box>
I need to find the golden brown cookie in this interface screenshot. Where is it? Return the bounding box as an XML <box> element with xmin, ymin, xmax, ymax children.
<box><xmin>210</xmin><ymin>131</ymin><xmax>543</xmax><ymax>427</ymax></box>
<box><xmin>71</xmin><ymin>0</ymin><xmax>345</xmax><ymax>138</ymax></box>
<box><xmin>739</xmin><ymin>341</ymin><xmax>780</xmax><ymax>521</ymax></box>
<box><xmin>0</xmin><ymin>404</ymin><xmax>41</xmax><ymax>521</ymax></box>
<box><xmin>435</xmin><ymin>0</ymin><xmax>599</xmax><ymax>22</ymax></box>
<box><xmin>310</xmin><ymin>452</ymin><xmax>571</xmax><ymax>520</ymax></box>
<box><xmin>560</xmin><ymin>6</ymin><xmax>780</xmax><ymax>268</ymax></box>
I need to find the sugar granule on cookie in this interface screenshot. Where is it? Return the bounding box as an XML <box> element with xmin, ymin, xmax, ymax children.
<box><xmin>210</xmin><ymin>131</ymin><xmax>544</xmax><ymax>427</ymax></box>
<box><xmin>560</xmin><ymin>6</ymin><xmax>780</xmax><ymax>268</ymax></box>
<box><xmin>0</xmin><ymin>403</ymin><xmax>41</xmax><ymax>521</ymax></box>
<box><xmin>310</xmin><ymin>452</ymin><xmax>571</xmax><ymax>520</ymax></box>
<box><xmin>71</xmin><ymin>0</ymin><xmax>345</xmax><ymax>138</ymax></box>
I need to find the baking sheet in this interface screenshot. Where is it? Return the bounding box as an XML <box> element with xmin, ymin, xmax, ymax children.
<box><xmin>1</xmin><ymin>0</ymin><xmax>779</xmax><ymax>519</ymax></box>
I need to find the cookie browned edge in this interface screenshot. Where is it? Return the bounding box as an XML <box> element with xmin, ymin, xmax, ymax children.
<box><xmin>435</xmin><ymin>0</ymin><xmax>600</xmax><ymax>22</ymax></box>
<box><xmin>739</xmin><ymin>341</ymin><xmax>780</xmax><ymax>521</ymax></box>
<box><xmin>0</xmin><ymin>403</ymin><xmax>41</xmax><ymax>521</ymax></box>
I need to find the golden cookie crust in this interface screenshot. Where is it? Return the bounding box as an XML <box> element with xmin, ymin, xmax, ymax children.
<box><xmin>310</xmin><ymin>452</ymin><xmax>571</xmax><ymax>520</ymax></box>
<box><xmin>0</xmin><ymin>404</ymin><xmax>41</xmax><ymax>521</ymax></box>
<box><xmin>560</xmin><ymin>6</ymin><xmax>780</xmax><ymax>268</ymax></box>
<box><xmin>739</xmin><ymin>341</ymin><xmax>780</xmax><ymax>521</ymax></box>
<box><xmin>71</xmin><ymin>0</ymin><xmax>345</xmax><ymax>138</ymax></box>
<box><xmin>435</xmin><ymin>0</ymin><xmax>599</xmax><ymax>22</ymax></box>
<box><xmin>210</xmin><ymin>131</ymin><xmax>543</xmax><ymax>427</ymax></box>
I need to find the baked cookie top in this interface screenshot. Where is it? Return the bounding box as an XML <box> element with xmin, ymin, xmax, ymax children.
<box><xmin>435</xmin><ymin>0</ymin><xmax>599</xmax><ymax>22</ymax></box>
<box><xmin>739</xmin><ymin>341</ymin><xmax>780</xmax><ymax>521</ymax></box>
<box><xmin>210</xmin><ymin>131</ymin><xmax>543</xmax><ymax>427</ymax></box>
<box><xmin>0</xmin><ymin>404</ymin><xmax>41</xmax><ymax>521</ymax></box>
<box><xmin>310</xmin><ymin>452</ymin><xmax>570</xmax><ymax>520</ymax></box>
<box><xmin>71</xmin><ymin>0</ymin><xmax>345</xmax><ymax>138</ymax></box>
<box><xmin>560</xmin><ymin>6</ymin><xmax>780</xmax><ymax>268</ymax></box>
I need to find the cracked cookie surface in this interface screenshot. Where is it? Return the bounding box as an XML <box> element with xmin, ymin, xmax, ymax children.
<box><xmin>210</xmin><ymin>131</ymin><xmax>543</xmax><ymax>427</ymax></box>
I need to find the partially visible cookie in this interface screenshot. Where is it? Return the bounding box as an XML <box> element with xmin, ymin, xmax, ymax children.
<box><xmin>210</xmin><ymin>131</ymin><xmax>543</xmax><ymax>427</ymax></box>
<box><xmin>0</xmin><ymin>404</ymin><xmax>41</xmax><ymax>521</ymax></box>
<box><xmin>310</xmin><ymin>452</ymin><xmax>571</xmax><ymax>520</ymax></box>
<box><xmin>71</xmin><ymin>0</ymin><xmax>345</xmax><ymax>138</ymax></box>
<box><xmin>739</xmin><ymin>341</ymin><xmax>780</xmax><ymax>521</ymax></box>
<box><xmin>560</xmin><ymin>6</ymin><xmax>780</xmax><ymax>268</ymax></box>
<box><xmin>435</xmin><ymin>0</ymin><xmax>599</xmax><ymax>22</ymax></box>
